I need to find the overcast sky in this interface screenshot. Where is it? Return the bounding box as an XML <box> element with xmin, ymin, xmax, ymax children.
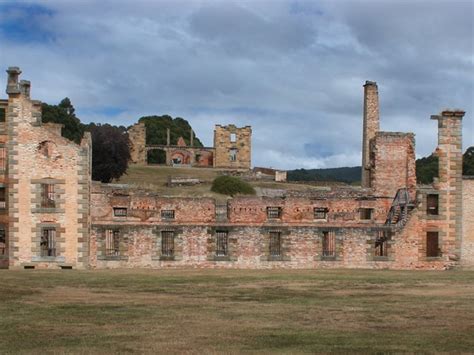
<box><xmin>0</xmin><ymin>0</ymin><xmax>472</xmax><ymax>169</ymax></box>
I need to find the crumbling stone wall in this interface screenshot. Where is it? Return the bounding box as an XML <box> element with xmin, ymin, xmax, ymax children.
<box><xmin>128</xmin><ymin>122</ymin><xmax>146</xmax><ymax>165</ymax></box>
<box><xmin>370</xmin><ymin>132</ymin><xmax>416</xmax><ymax>199</ymax></box>
<box><xmin>214</xmin><ymin>124</ymin><xmax>251</xmax><ymax>169</ymax></box>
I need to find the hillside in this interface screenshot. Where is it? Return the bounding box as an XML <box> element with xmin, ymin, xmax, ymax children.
<box><xmin>288</xmin><ymin>167</ymin><xmax>361</xmax><ymax>184</ymax></box>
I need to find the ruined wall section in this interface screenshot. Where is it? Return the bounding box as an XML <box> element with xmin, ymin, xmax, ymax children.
<box><xmin>214</xmin><ymin>124</ymin><xmax>251</xmax><ymax>169</ymax></box>
<box><xmin>128</xmin><ymin>122</ymin><xmax>146</xmax><ymax>165</ymax></box>
<box><xmin>370</xmin><ymin>132</ymin><xmax>416</xmax><ymax>199</ymax></box>
<box><xmin>5</xmin><ymin>67</ymin><xmax>91</xmax><ymax>269</ymax></box>
<box><xmin>431</xmin><ymin>110</ymin><xmax>464</xmax><ymax>261</ymax></box>
<box><xmin>361</xmin><ymin>81</ymin><xmax>380</xmax><ymax>188</ymax></box>
<box><xmin>461</xmin><ymin>178</ymin><xmax>474</xmax><ymax>267</ymax></box>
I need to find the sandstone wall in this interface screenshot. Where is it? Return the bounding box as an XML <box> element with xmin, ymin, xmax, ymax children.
<box><xmin>214</xmin><ymin>125</ymin><xmax>251</xmax><ymax>169</ymax></box>
<box><xmin>462</xmin><ymin>178</ymin><xmax>474</xmax><ymax>267</ymax></box>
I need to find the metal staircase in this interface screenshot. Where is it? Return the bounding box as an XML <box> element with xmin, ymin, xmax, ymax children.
<box><xmin>385</xmin><ymin>188</ymin><xmax>414</xmax><ymax>227</ymax></box>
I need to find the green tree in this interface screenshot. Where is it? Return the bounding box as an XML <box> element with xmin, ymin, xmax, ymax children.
<box><xmin>41</xmin><ymin>98</ymin><xmax>85</xmax><ymax>144</ymax></box>
<box><xmin>88</xmin><ymin>123</ymin><xmax>131</xmax><ymax>183</ymax></box>
<box><xmin>463</xmin><ymin>146</ymin><xmax>474</xmax><ymax>176</ymax></box>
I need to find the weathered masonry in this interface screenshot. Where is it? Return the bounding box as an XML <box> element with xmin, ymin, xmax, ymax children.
<box><xmin>0</xmin><ymin>68</ymin><xmax>473</xmax><ymax>270</ymax></box>
<box><xmin>128</xmin><ymin>121</ymin><xmax>252</xmax><ymax>169</ymax></box>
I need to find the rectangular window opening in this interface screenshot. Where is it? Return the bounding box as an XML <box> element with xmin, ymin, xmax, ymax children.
<box><xmin>426</xmin><ymin>232</ymin><xmax>440</xmax><ymax>257</ymax></box>
<box><xmin>161</xmin><ymin>231</ymin><xmax>175</xmax><ymax>257</ymax></box>
<box><xmin>40</xmin><ymin>228</ymin><xmax>56</xmax><ymax>257</ymax></box>
<box><xmin>269</xmin><ymin>231</ymin><xmax>281</xmax><ymax>257</ymax></box>
<box><xmin>360</xmin><ymin>208</ymin><xmax>373</xmax><ymax>220</ymax></box>
<box><xmin>375</xmin><ymin>230</ymin><xmax>391</xmax><ymax>257</ymax></box>
<box><xmin>0</xmin><ymin>187</ymin><xmax>5</xmax><ymax>209</ymax></box>
<box><xmin>0</xmin><ymin>108</ymin><xmax>5</xmax><ymax>123</ymax></box>
<box><xmin>314</xmin><ymin>207</ymin><xmax>328</xmax><ymax>220</ymax></box>
<box><xmin>229</xmin><ymin>148</ymin><xmax>237</xmax><ymax>162</ymax></box>
<box><xmin>41</xmin><ymin>184</ymin><xmax>55</xmax><ymax>208</ymax></box>
<box><xmin>427</xmin><ymin>194</ymin><xmax>439</xmax><ymax>215</ymax></box>
<box><xmin>0</xmin><ymin>225</ymin><xmax>5</xmax><ymax>256</ymax></box>
<box><xmin>322</xmin><ymin>231</ymin><xmax>336</xmax><ymax>257</ymax></box>
<box><xmin>0</xmin><ymin>146</ymin><xmax>6</xmax><ymax>171</ymax></box>
<box><xmin>113</xmin><ymin>207</ymin><xmax>127</xmax><ymax>217</ymax></box>
<box><xmin>230</xmin><ymin>133</ymin><xmax>237</xmax><ymax>142</ymax></box>
<box><xmin>161</xmin><ymin>209</ymin><xmax>175</xmax><ymax>220</ymax></box>
<box><xmin>105</xmin><ymin>229</ymin><xmax>120</xmax><ymax>257</ymax></box>
<box><xmin>267</xmin><ymin>207</ymin><xmax>282</xmax><ymax>219</ymax></box>
<box><xmin>216</xmin><ymin>231</ymin><xmax>228</xmax><ymax>257</ymax></box>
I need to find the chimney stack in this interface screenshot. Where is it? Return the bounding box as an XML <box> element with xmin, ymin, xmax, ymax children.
<box><xmin>19</xmin><ymin>80</ymin><xmax>31</xmax><ymax>99</ymax></box>
<box><xmin>6</xmin><ymin>67</ymin><xmax>22</xmax><ymax>95</ymax></box>
<box><xmin>361</xmin><ymin>80</ymin><xmax>380</xmax><ymax>188</ymax></box>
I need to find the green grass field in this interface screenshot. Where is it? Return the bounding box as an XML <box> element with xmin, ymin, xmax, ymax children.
<box><xmin>0</xmin><ymin>269</ymin><xmax>473</xmax><ymax>353</ymax></box>
<box><xmin>116</xmin><ymin>165</ymin><xmax>327</xmax><ymax>198</ymax></box>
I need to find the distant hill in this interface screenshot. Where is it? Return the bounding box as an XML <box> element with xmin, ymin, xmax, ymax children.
<box><xmin>288</xmin><ymin>167</ymin><xmax>361</xmax><ymax>184</ymax></box>
<box><xmin>288</xmin><ymin>146</ymin><xmax>474</xmax><ymax>185</ymax></box>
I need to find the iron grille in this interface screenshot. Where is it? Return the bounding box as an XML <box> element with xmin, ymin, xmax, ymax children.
<box><xmin>0</xmin><ymin>146</ymin><xmax>6</xmax><ymax>170</ymax></box>
<box><xmin>113</xmin><ymin>207</ymin><xmax>127</xmax><ymax>217</ymax></box>
<box><xmin>269</xmin><ymin>232</ymin><xmax>281</xmax><ymax>257</ymax></box>
<box><xmin>105</xmin><ymin>229</ymin><xmax>120</xmax><ymax>256</ymax></box>
<box><xmin>314</xmin><ymin>208</ymin><xmax>327</xmax><ymax>220</ymax></box>
<box><xmin>41</xmin><ymin>184</ymin><xmax>55</xmax><ymax>208</ymax></box>
<box><xmin>161</xmin><ymin>210</ymin><xmax>175</xmax><ymax>219</ymax></box>
<box><xmin>267</xmin><ymin>207</ymin><xmax>281</xmax><ymax>219</ymax></box>
<box><xmin>322</xmin><ymin>231</ymin><xmax>336</xmax><ymax>257</ymax></box>
<box><xmin>216</xmin><ymin>231</ymin><xmax>228</xmax><ymax>256</ymax></box>
<box><xmin>0</xmin><ymin>225</ymin><xmax>5</xmax><ymax>255</ymax></box>
<box><xmin>161</xmin><ymin>231</ymin><xmax>175</xmax><ymax>257</ymax></box>
<box><xmin>40</xmin><ymin>228</ymin><xmax>56</xmax><ymax>257</ymax></box>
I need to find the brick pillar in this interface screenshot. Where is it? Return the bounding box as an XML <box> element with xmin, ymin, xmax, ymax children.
<box><xmin>361</xmin><ymin>81</ymin><xmax>380</xmax><ymax>188</ymax></box>
<box><xmin>431</xmin><ymin>110</ymin><xmax>465</xmax><ymax>259</ymax></box>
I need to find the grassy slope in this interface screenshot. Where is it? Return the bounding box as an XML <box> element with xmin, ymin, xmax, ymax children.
<box><xmin>0</xmin><ymin>269</ymin><xmax>473</xmax><ymax>353</ymax></box>
<box><xmin>116</xmin><ymin>165</ymin><xmax>325</xmax><ymax>197</ymax></box>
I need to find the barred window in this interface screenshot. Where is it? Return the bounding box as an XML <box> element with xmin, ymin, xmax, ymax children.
<box><xmin>105</xmin><ymin>229</ymin><xmax>120</xmax><ymax>256</ymax></box>
<box><xmin>269</xmin><ymin>231</ymin><xmax>281</xmax><ymax>257</ymax></box>
<box><xmin>267</xmin><ymin>207</ymin><xmax>282</xmax><ymax>219</ymax></box>
<box><xmin>314</xmin><ymin>207</ymin><xmax>328</xmax><ymax>220</ymax></box>
<box><xmin>0</xmin><ymin>146</ymin><xmax>6</xmax><ymax>170</ymax></box>
<box><xmin>41</xmin><ymin>184</ymin><xmax>55</xmax><ymax>208</ymax></box>
<box><xmin>40</xmin><ymin>228</ymin><xmax>56</xmax><ymax>257</ymax></box>
<box><xmin>375</xmin><ymin>230</ymin><xmax>390</xmax><ymax>257</ymax></box>
<box><xmin>322</xmin><ymin>231</ymin><xmax>336</xmax><ymax>257</ymax></box>
<box><xmin>113</xmin><ymin>207</ymin><xmax>127</xmax><ymax>217</ymax></box>
<box><xmin>216</xmin><ymin>231</ymin><xmax>228</xmax><ymax>256</ymax></box>
<box><xmin>0</xmin><ymin>225</ymin><xmax>5</xmax><ymax>256</ymax></box>
<box><xmin>0</xmin><ymin>187</ymin><xmax>5</xmax><ymax>209</ymax></box>
<box><xmin>359</xmin><ymin>208</ymin><xmax>373</xmax><ymax>220</ymax></box>
<box><xmin>161</xmin><ymin>231</ymin><xmax>175</xmax><ymax>257</ymax></box>
<box><xmin>427</xmin><ymin>194</ymin><xmax>439</xmax><ymax>215</ymax></box>
<box><xmin>426</xmin><ymin>232</ymin><xmax>440</xmax><ymax>257</ymax></box>
<box><xmin>161</xmin><ymin>210</ymin><xmax>175</xmax><ymax>220</ymax></box>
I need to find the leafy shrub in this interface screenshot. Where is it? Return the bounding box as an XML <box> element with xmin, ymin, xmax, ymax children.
<box><xmin>211</xmin><ymin>176</ymin><xmax>256</xmax><ymax>196</ymax></box>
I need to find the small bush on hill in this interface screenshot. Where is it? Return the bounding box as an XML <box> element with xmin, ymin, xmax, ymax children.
<box><xmin>211</xmin><ymin>176</ymin><xmax>256</xmax><ymax>196</ymax></box>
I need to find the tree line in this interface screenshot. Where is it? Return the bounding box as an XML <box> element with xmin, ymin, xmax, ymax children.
<box><xmin>41</xmin><ymin>98</ymin><xmax>203</xmax><ymax>182</ymax></box>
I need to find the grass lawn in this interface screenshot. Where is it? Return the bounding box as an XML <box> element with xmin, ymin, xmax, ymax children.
<box><xmin>0</xmin><ymin>269</ymin><xmax>473</xmax><ymax>353</ymax></box>
<box><xmin>116</xmin><ymin>165</ymin><xmax>331</xmax><ymax>198</ymax></box>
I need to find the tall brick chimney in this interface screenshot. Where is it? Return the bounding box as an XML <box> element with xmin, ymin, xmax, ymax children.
<box><xmin>361</xmin><ymin>81</ymin><xmax>380</xmax><ymax>188</ymax></box>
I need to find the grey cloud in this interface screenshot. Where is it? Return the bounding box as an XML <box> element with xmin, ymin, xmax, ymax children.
<box><xmin>0</xmin><ymin>0</ymin><xmax>471</xmax><ymax>170</ymax></box>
